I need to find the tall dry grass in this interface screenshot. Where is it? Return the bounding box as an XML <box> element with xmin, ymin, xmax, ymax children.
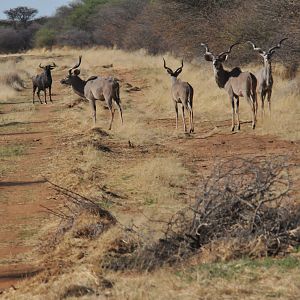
<box><xmin>0</xmin><ymin>60</ymin><xmax>26</xmax><ymax>101</ymax></box>
<box><xmin>35</xmin><ymin>46</ymin><xmax>299</xmax><ymax>141</ymax></box>
<box><xmin>1</xmin><ymin>47</ymin><xmax>299</xmax><ymax>300</ymax></box>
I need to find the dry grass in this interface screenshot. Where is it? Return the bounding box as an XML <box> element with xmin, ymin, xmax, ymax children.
<box><xmin>1</xmin><ymin>47</ymin><xmax>299</xmax><ymax>299</ymax></box>
<box><xmin>42</xmin><ymin>46</ymin><xmax>299</xmax><ymax>141</ymax></box>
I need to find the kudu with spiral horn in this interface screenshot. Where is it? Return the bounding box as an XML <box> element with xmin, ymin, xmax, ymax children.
<box><xmin>163</xmin><ymin>58</ymin><xmax>194</xmax><ymax>133</ymax></box>
<box><xmin>201</xmin><ymin>42</ymin><xmax>257</xmax><ymax>131</ymax></box>
<box><xmin>247</xmin><ymin>38</ymin><xmax>287</xmax><ymax>116</ymax></box>
<box><xmin>60</xmin><ymin>56</ymin><xmax>123</xmax><ymax>130</ymax></box>
<box><xmin>32</xmin><ymin>62</ymin><xmax>57</xmax><ymax>104</ymax></box>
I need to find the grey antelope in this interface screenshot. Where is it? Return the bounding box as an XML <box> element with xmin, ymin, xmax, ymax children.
<box><xmin>247</xmin><ymin>38</ymin><xmax>288</xmax><ymax>116</ymax></box>
<box><xmin>60</xmin><ymin>56</ymin><xmax>123</xmax><ymax>130</ymax></box>
<box><xmin>201</xmin><ymin>43</ymin><xmax>257</xmax><ymax>131</ymax></box>
<box><xmin>32</xmin><ymin>62</ymin><xmax>57</xmax><ymax>104</ymax></box>
<box><xmin>163</xmin><ymin>58</ymin><xmax>194</xmax><ymax>133</ymax></box>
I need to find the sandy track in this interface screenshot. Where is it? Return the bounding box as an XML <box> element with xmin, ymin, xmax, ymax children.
<box><xmin>0</xmin><ymin>101</ymin><xmax>59</xmax><ymax>291</ymax></box>
<box><xmin>0</xmin><ymin>59</ymin><xmax>299</xmax><ymax>295</ymax></box>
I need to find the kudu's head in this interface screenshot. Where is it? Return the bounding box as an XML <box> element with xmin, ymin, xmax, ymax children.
<box><xmin>246</xmin><ymin>38</ymin><xmax>288</xmax><ymax>64</ymax></box>
<box><xmin>163</xmin><ymin>58</ymin><xmax>184</xmax><ymax>78</ymax></box>
<box><xmin>201</xmin><ymin>42</ymin><xmax>240</xmax><ymax>70</ymax></box>
<box><xmin>60</xmin><ymin>56</ymin><xmax>82</xmax><ymax>85</ymax></box>
<box><xmin>39</xmin><ymin>62</ymin><xmax>57</xmax><ymax>73</ymax></box>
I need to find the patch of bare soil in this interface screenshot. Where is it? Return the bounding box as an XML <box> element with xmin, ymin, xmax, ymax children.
<box><xmin>0</xmin><ymin>96</ymin><xmax>60</xmax><ymax>291</ymax></box>
<box><xmin>0</xmin><ymin>55</ymin><xmax>299</xmax><ymax>297</ymax></box>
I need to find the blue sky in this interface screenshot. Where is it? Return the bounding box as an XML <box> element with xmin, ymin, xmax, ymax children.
<box><xmin>0</xmin><ymin>0</ymin><xmax>71</xmax><ymax>19</ymax></box>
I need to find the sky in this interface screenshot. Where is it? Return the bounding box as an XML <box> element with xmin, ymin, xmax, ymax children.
<box><xmin>0</xmin><ymin>0</ymin><xmax>71</xmax><ymax>19</ymax></box>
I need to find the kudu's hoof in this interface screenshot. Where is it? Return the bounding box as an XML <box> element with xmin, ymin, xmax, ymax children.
<box><xmin>231</xmin><ymin>126</ymin><xmax>235</xmax><ymax>132</ymax></box>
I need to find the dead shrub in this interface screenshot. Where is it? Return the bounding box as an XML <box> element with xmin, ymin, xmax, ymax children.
<box><xmin>102</xmin><ymin>156</ymin><xmax>300</xmax><ymax>271</ymax></box>
<box><xmin>61</xmin><ymin>285</ymin><xmax>94</xmax><ymax>299</ymax></box>
<box><xmin>40</xmin><ymin>181</ymin><xmax>117</xmax><ymax>252</ymax></box>
<box><xmin>0</xmin><ymin>72</ymin><xmax>25</xmax><ymax>91</ymax></box>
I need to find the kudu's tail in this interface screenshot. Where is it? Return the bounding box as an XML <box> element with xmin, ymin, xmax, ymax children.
<box><xmin>250</xmin><ymin>73</ymin><xmax>258</xmax><ymax>113</ymax></box>
<box><xmin>187</xmin><ymin>83</ymin><xmax>193</xmax><ymax>111</ymax></box>
<box><xmin>114</xmin><ymin>82</ymin><xmax>121</xmax><ymax>104</ymax></box>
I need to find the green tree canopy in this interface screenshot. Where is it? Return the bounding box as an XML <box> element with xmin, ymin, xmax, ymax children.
<box><xmin>4</xmin><ymin>6</ymin><xmax>38</xmax><ymax>28</ymax></box>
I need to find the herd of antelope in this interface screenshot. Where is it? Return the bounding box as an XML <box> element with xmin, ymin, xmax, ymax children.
<box><xmin>32</xmin><ymin>38</ymin><xmax>287</xmax><ymax>132</ymax></box>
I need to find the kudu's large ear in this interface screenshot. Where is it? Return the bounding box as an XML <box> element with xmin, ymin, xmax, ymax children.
<box><xmin>204</xmin><ymin>53</ymin><xmax>214</xmax><ymax>62</ymax></box>
<box><xmin>201</xmin><ymin>43</ymin><xmax>214</xmax><ymax>62</ymax></box>
<box><xmin>73</xmin><ymin>69</ymin><xmax>80</xmax><ymax>76</ymax></box>
<box><xmin>218</xmin><ymin>54</ymin><xmax>228</xmax><ymax>62</ymax></box>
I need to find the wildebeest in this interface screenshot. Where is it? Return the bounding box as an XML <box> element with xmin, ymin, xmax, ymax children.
<box><xmin>32</xmin><ymin>62</ymin><xmax>56</xmax><ymax>104</ymax></box>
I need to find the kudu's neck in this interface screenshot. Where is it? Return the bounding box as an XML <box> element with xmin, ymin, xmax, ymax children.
<box><xmin>171</xmin><ymin>76</ymin><xmax>179</xmax><ymax>85</ymax></box>
<box><xmin>263</xmin><ymin>59</ymin><xmax>272</xmax><ymax>86</ymax></box>
<box><xmin>213</xmin><ymin>64</ymin><xmax>229</xmax><ymax>88</ymax></box>
<box><xmin>71</xmin><ymin>76</ymin><xmax>86</xmax><ymax>98</ymax></box>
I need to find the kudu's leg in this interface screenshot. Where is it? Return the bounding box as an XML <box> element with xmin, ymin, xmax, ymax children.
<box><xmin>89</xmin><ymin>99</ymin><xmax>96</xmax><ymax>127</ymax></box>
<box><xmin>255</xmin><ymin>93</ymin><xmax>258</xmax><ymax>121</ymax></box>
<box><xmin>249</xmin><ymin>96</ymin><xmax>256</xmax><ymax>129</ymax></box>
<box><xmin>181</xmin><ymin>105</ymin><xmax>187</xmax><ymax>133</ymax></box>
<box><xmin>190</xmin><ymin>108</ymin><xmax>194</xmax><ymax>133</ymax></box>
<box><xmin>267</xmin><ymin>89</ymin><xmax>272</xmax><ymax>116</ymax></box>
<box><xmin>114</xmin><ymin>100</ymin><xmax>123</xmax><ymax>125</ymax></box>
<box><xmin>235</xmin><ymin>97</ymin><xmax>240</xmax><ymax>131</ymax></box>
<box><xmin>108</xmin><ymin>108</ymin><xmax>115</xmax><ymax>130</ymax></box>
<box><xmin>261</xmin><ymin>91</ymin><xmax>266</xmax><ymax>118</ymax></box>
<box><xmin>174</xmin><ymin>101</ymin><xmax>178</xmax><ymax>129</ymax></box>
<box><xmin>107</xmin><ymin>98</ymin><xmax>114</xmax><ymax>130</ymax></box>
<box><xmin>231</xmin><ymin>96</ymin><xmax>235</xmax><ymax>131</ymax></box>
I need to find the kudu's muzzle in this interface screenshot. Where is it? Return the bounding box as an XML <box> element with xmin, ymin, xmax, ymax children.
<box><xmin>60</xmin><ymin>78</ymin><xmax>69</xmax><ymax>85</ymax></box>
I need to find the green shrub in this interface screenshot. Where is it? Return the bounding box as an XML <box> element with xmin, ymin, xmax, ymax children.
<box><xmin>34</xmin><ymin>27</ymin><xmax>56</xmax><ymax>48</ymax></box>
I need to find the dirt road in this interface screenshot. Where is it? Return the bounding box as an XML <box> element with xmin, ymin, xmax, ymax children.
<box><xmin>0</xmin><ymin>96</ymin><xmax>59</xmax><ymax>290</ymax></box>
<box><xmin>0</xmin><ymin>57</ymin><xmax>299</xmax><ymax>294</ymax></box>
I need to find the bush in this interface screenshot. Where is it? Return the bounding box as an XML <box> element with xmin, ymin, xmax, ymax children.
<box><xmin>57</xmin><ymin>30</ymin><xmax>92</xmax><ymax>47</ymax></box>
<box><xmin>35</xmin><ymin>27</ymin><xmax>56</xmax><ymax>48</ymax></box>
<box><xmin>0</xmin><ymin>28</ymin><xmax>24</xmax><ymax>53</ymax></box>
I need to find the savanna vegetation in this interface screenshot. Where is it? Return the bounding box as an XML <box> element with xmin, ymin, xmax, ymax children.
<box><xmin>0</xmin><ymin>46</ymin><xmax>299</xmax><ymax>299</ymax></box>
<box><xmin>0</xmin><ymin>1</ymin><xmax>300</xmax><ymax>299</ymax></box>
<box><xmin>0</xmin><ymin>0</ymin><xmax>299</xmax><ymax>67</ymax></box>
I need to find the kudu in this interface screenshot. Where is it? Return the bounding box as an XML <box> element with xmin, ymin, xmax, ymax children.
<box><xmin>32</xmin><ymin>62</ymin><xmax>56</xmax><ymax>104</ymax></box>
<box><xmin>163</xmin><ymin>58</ymin><xmax>194</xmax><ymax>133</ymax></box>
<box><xmin>201</xmin><ymin>43</ymin><xmax>257</xmax><ymax>131</ymax></box>
<box><xmin>60</xmin><ymin>56</ymin><xmax>123</xmax><ymax>130</ymax></box>
<box><xmin>247</xmin><ymin>38</ymin><xmax>288</xmax><ymax>116</ymax></box>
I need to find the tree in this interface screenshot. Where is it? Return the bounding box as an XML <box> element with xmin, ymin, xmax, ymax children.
<box><xmin>4</xmin><ymin>6</ymin><xmax>38</xmax><ymax>28</ymax></box>
<box><xmin>35</xmin><ymin>28</ymin><xmax>56</xmax><ymax>48</ymax></box>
